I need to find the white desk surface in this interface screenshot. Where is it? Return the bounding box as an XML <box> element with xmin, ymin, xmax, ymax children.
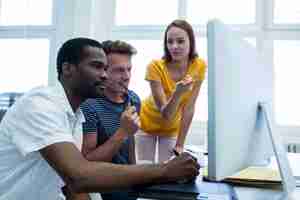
<box><xmin>235</xmin><ymin>186</ymin><xmax>300</xmax><ymax>200</ymax></box>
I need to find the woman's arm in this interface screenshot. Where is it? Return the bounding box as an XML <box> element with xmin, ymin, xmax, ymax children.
<box><xmin>149</xmin><ymin>76</ymin><xmax>193</xmax><ymax>121</ymax></box>
<box><xmin>149</xmin><ymin>81</ymin><xmax>181</xmax><ymax>121</ymax></box>
<box><xmin>175</xmin><ymin>80</ymin><xmax>203</xmax><ymax>153</ymax></box>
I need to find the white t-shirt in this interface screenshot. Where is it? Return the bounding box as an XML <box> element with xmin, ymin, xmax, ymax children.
<box><xmin>0</xmin><ymin>83</ymin><xmax>85</xmax><ymax>200</ymax></box>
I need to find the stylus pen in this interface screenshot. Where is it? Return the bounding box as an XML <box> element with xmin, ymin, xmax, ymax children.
<box><xmin>185</xmin><ymin>148</ymin><xmax>208</xmax><ymax>156</ymax></box>
<box><xmin>173</xmin><ymin>149</ymin><xmax>208</xmax><ymax>156</ymax></box>
<box><xmin>173</xmin><ymin>149</ymin><xmax>180</xmax><ymax>156</ymax></box>
<box><xmin>120</xmin><ymin>82</ymin><xmax>132</xmax><ymax>107</ymax></box>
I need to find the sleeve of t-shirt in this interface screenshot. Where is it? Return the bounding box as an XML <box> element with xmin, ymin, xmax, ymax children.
<box><xmin>145</xmin><ymin>60</ymin><xmax>162</xmax><ymax>82</ymax></box>
<box><xmin>129</xmin><ymin>91</ymin><xmax>141</xmax><ymax>114</ymax></box>
<box><xmin>10</xmin><ymin>95</ymin><xmax>75</xmax><ymax>156</ymax></box>
<box><xmin>135</xmin><ymin>97</ymin><xmax>141</xmax><ymax>114</ymax></box>
<box><xmin>197</xmin><ymin>58</ymin><xmax>207</xmax><ymax>81</ymax></box>
<box><xmin>81</xmin><ymin>100</ymin><xmax>98</xmax><ymax>134</ymax></box>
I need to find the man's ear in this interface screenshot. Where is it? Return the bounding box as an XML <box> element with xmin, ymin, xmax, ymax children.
<box><xmin>61</xmin><ymin>62</ymin><xmax>73</xmax><ymax>78</ymax></box>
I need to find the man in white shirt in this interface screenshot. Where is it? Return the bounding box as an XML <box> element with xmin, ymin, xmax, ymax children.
<box><xmin>0</xmin><ymin>37</ymin><xmax>200</xmax><ymax>200</ymax></box>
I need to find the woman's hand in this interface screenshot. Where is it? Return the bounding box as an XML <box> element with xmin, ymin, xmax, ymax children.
<box><xmin>175</xmin><ymin>75</ymin><xmax>193</xmax><ymax>95</ymax></box>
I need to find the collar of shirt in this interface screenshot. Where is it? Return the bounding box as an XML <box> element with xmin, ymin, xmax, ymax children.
<box><xmin>54</xmin><ymin>82</ymin><xmax>85</xmax><ymax>124</ymax></box>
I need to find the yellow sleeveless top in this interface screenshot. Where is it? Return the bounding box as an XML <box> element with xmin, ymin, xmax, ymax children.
<box><xmin>140</xmin><ymin>58</ymin><xmax>207</xmax><ymax>137</ymax></box>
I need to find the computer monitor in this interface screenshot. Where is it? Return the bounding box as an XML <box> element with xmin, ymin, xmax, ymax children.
<box><xmin>206</xmin><ymin>19</ymin><xmax>275</xmax><ymax>181</ymax></box>
<box><xmin>206</xmin><ymin>19</ymin><xmax>296</xmax><ymax>199</ymax></box>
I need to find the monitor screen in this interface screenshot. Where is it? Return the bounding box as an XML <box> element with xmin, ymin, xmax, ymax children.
<box><xmin>206</xmin><ymin>19</ymin><xmax>274</xmax><ymax>181</ymax></box>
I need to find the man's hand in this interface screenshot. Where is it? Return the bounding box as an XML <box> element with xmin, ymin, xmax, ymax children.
<box><xmin>119</xmin><ymin>105</ymin><xmax>140</xmax><ymax>136</ymax></box>
<box><xmin>173</xmin><ymin>145</ymin><xmax>184</xmax><ymax>154</ymax></box>
<box><xmin>161</xmin><ymin>152</ymin><xmax>200</xmax><ymax>183</ymax></box>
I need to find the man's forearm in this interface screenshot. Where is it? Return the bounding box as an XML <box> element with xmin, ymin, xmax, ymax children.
<box><xmin>70</xmin><ymin>162</ymin><xmax>165</xmax><ymax>193</ymax></box>
<box><xmin>41</xmin><ymin>142</ymin><xmax>165</xmax><ymax>193</ymax></box>
<box><xmin>41</xmin><ymin>142</ymin><xmax>198</xmax><ymax>195</ymax></box>
<box><xmin>128</xmin><ymin>136</ymin><xmax>136</xmax><ymax>164</ymax></box>
<box><xmin>62</xmin><ymin>185</ymin><xmax>91</xmax><ymax>200</ymax></box>
<box><xmin>84</xmin><ymin>129</ymin><xmax>128</xmax><ymax>162</ymax></box>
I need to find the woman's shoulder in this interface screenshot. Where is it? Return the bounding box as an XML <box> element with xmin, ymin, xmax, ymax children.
<box><xmin>189</xmin><ymin>57</ymin><xmax>207</xmax><ymax>80</ymax></box>
<box><xmin>148</xmin><ymin>58</ymin><xmax>166</xmax><ymax>68</ymax></box>
<box><xmin>191</xmin><ymin>57</ymin><xmax>206</xmax><ymax>67</ymax></box>
<box><xmin>146</xmin><ymin>59</ymin><xmax>168</xmax><ymax>76</ymax></box>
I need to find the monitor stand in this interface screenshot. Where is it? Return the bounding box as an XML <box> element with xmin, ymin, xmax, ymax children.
<box><xmin>259</xmin><ymin>102</ymin><xmax>296</xmax><ymax>200</ymax></box>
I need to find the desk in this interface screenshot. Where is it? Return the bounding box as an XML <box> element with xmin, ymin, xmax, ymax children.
<box><xmin>130</xmin><ymin>182</ymin><xmax>300</xmax><ymax>200</ymax></box>
<box><xmin>228</xmin><ymin>153</ymin><xmax>300</xmax><ymax>200</ymax></box>
<box><xmin>130</xmin><ymin>153</ymin><xmax>300</xmax><ymax>200</ymax></box>
<box><xmin>234</xmin><ymin>186</ymin><xmax>300</xmax><ymax>200</ymax></box>
<box><xmin>130</xmin><ymin>178</ymin><xmax>236</xmax><ymax>200</ymax></box>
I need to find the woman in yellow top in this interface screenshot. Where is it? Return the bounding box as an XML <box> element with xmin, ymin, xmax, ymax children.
<box><xmin>136</xmin><ymin>19</ymin><xmax>207</xmax><ymax>163</ymax></box>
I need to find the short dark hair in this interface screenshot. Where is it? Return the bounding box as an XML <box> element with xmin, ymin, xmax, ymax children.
<box><xmin>163</xmin><ymin>19</ymin><xmax>198</xmax><ymax>62</ymax></box>
<box><xmin>102</xmin><ymin>40</ymin><xmax>137</xmax><ymax>56</ymax></box>
<box><xmin>56</xmin><ymin>37</ymin><xmax>103</xmax><ymax>79</ymax></box>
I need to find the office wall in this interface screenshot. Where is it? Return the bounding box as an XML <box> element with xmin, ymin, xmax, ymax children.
<box><xmin>49</xmin><ymin>0</ymin><xmax>110</xmax><ymax>85</ymax></box>
<box><xmin>49</xmin><ymin>1</ymin><xmax>300</xmax><ymax>147</ymax></box>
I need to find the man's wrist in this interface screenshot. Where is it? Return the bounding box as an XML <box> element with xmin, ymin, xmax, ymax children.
<box><xmin>113</xmin><ymin>128</ymin><xmax>128</xmax><ymax>142</ymax></box>
<box><xmin>144</xmin><ymin>162</ymin><xmax>167</xmax><ymax>185</ymax></box>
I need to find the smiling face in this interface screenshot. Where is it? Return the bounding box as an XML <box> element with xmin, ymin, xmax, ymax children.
<box><xmin>73</xmin><ymin>46</ymin><xmax>108</xmax><ymax>98</ymax></box>
<box><xmin>166</xmin><ymin>26</ymin><xmax>191</xmax><ymax>62</ymax></box>
<box><xmin>105</xmin><ymin>53</ymin><xmax>132</xmax><ymax>95</ymax></box>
